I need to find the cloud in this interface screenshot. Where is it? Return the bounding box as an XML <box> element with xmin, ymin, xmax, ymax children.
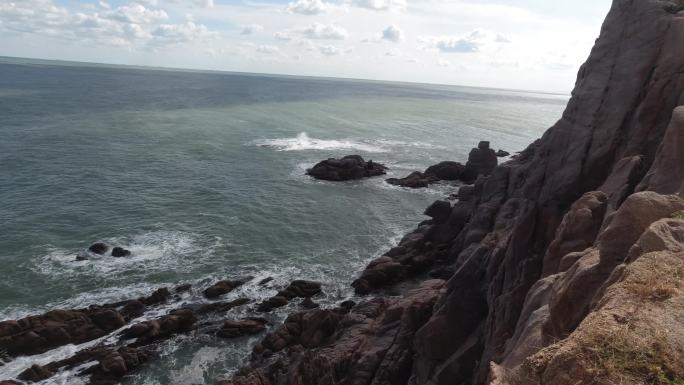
<box><xmin>385</xmin><ymin>48</ymin><xmax>400</xmax><ymax>56</ymax></box>
<box><xmin>150</xmin><ymin>21</ymin><xmax>212</xmax><ymax>45</ymax></box>
<box><xmin>430</xmin><ymin>29</ymin><xmax>510</xmax><ymax>53</ymax></box>
<box><xmin>241</xmin><ymin>23</ymin><xmax>263</xmax><ymax>35</ymax></box>
<box><xmin>256</xmin><ymin>44</ymin><xmax>279</xmax><ymax>53</ymax></box>
<box><xmin>352</xmin><ymin>0</ymin><xmax>406</xmax><ymax>12</ymax></box>
<box><xmin>319</xmin><ymin>45</ymin><xmax>339</xmax><ymax>55</ymax></box>
<box><xmin>102</xmin><ymin>4</ymin><xmax>168</xmax><ymax>24</ymax></box>
<box><xmin>286</xmin><ymin>0</ymin><xmax>329</xmax><ymax>15</ymax></box>
<box><xmin>300</xmin><ymin>23</ymin><xmax>348</xmax><ymax>39</ymax></box>
<box><xmin>274</xmin><ymin>31</ymin><xmax>293</xmax><ymax>41</ymax></box>
<box><xmin>382</xmin><ymin>25</ymin><xmax>402</xmax><ymax>42</ymax></box>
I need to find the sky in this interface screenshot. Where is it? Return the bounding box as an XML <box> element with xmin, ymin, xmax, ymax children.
<box><xmin>0</xmin><ymin>0</ymin><xmax>612</xmax><ymax>92</ymax></box>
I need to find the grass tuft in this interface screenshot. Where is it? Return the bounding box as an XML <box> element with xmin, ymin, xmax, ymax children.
<box><xmin>671</xmin><ymin>210</ymin><xmax>684</xmax><ymax>220</ymax></box>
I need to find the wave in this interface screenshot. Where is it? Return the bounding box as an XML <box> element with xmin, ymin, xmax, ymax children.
<box><xmin>254</xmin><ymin>132</ymin><xmax>387</xmax><ymax>153</ymax></box>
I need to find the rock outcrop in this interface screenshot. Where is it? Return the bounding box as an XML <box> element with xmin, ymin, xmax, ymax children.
<box><xmin>306</xmin><ymin>155</ymin><xmax>387</xmax><ymax>181</ymax></box>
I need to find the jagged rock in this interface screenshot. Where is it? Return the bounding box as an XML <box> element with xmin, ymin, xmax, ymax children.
<box><xmin>139</xmin><ymin>287</ymin><xmax>170</xmax><ymax>305</ymax></box>
<box><xmin>18</xmin><ymin>364</ymin><xmax>53</xmax><ymax>382</ymax></box>
<box><xmin>627</xmin><ymin>218</ymin><xmax>684</xmax><ymax>262</ymax></box>
<box><xmin>424</xmin><ymin>200</ymin><xmax>452</xmax><ymax>224</ymax></box>
<box><xmin>111</xmin><ymin>247</ymin><xmax>131</xmax><ymax>257</ymax></box>
<box><xmin>222</xmin><ymin>280</ymin><xmax>444</xmax><ymax>385</ymax></box>
<box><xmin>257</xmin><ymin>296</ymin><xmax>289</xmax><ymax>312</ymax></box>
<box><xmin>88</xmin><ymin>242</ymin><xmax>108</xmax><ymax>255</ymax></box>
<box><xmin>175</xmin><ymin>283</ymin><xmax>192</xmax><ymax>293</ymax></box>
<box><xmin>306</xmin><ymin>155</ymin><xmax>387</xmax><ymax>181</ymax></box>
<box><xmin>0</xmin><ymin>307</ymin><xmax>126</xmax><ymax>356</ymax></box>
<box><xmin>204</xmin><ymin>279</ymin><xmax>248</xmax><ymax>299</ymax></box>
<box><xmin>89</xmin><ymin>347</ymin><xmax>150</xmax><ymax>385</ymax></box>
<box><xmin>386</xmin><ymin>171</ymin><xmax>436</xmax><ymax>188</ymax></box>
<box><xmin>119</xmin><ymin>309</ymin><xmax>196</xmax><ymax>346</ymax></box>
<box><xmin>425</xmin><ymin>161</ymin><xmax>465</xmax><ymax>180</ymax></box>
<box><xmin>217</xmin><ymin>318</ymin><xmax>267</xmax><ymax>338</ymax></box>
<box><xmin>300</xmin><ymin>298</ymin><xmax>319</xmax><ymax>309</ymax></box>
<box><xmin>495</xmin><ymin>149</ymin><xmax>510</xmax><ymax>157</ymax></box>
<box><xmin>257</xmin><ymin>280</ymin><xmax>322</xmax><ymax>312</ymax></box>
<box><xmin>258</xmin><ymin>277</ymin><xmax>274</xmax><ymax>286</ymax></box>
<box><xmin>637</xmin><ymin>106</ymin><xmax>684</xmax><ymax>195</ymax></box>
<box><xmin>542</xmin><ymin>191</ymin><xmax>608</xmax><ymax>276</ymax></box>
<box><xmin>461</xmin><ymin>141</ymin><xmax>497</xmax><ymax>182</ymax></box>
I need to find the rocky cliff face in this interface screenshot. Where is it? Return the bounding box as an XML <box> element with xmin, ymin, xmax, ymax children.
<box><xmin>222</xmin><ymin>1</ymin><xmax>684</xmax><ymax>384</ymax></box>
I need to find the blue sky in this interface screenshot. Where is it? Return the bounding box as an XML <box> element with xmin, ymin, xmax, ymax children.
<box><xmin>0</xmin><ymin>0</ymin><xmax>612</xmax><ymax>92</ymax></box>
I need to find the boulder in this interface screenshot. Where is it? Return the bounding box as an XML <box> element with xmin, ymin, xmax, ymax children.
<box><xmin>306</xmin><ymin>155</ymin><xmax>387</xmax><ymax>181</ymax></box>
<box><xmin>18</xmin><ymin>364</ymin><xmax>53</xmax><ymax>382</ymax></box>
<box><xmin>424</xmin><ymin>161</ymin><xmax>465</xmax><ymax>180</ymax></box>
<box><xmin>300</xmin><ymin>298</ymin><xmax>320</xmax><ymax>309</ymax></box>
<box><xmin>424</xmin><ymin>200</ymin><xmax>452</xmax><ymax>224</ymax></box>
<box><xmin>217</xmin><ymin>318</ymin><xmax>267</xmax><ymax>339</ymax></box>
<box><xmin>111</xmin><ymin>247</ymin><xmax>131</xmax><ymax>257</ymax></box>
<box><xmin>88</xmin><ymin>242</ymin><xmax>108</xmax><ymax>255</ymax></box>
<box><xmin>461</xmin><ymin>141</ymin><xmax>498</xmax><ymax>182</ymax></box>
<box><xmin>174</xmin><ymin>283</ymin><xmax>192</xmax><ymax>293</ymax></box>
<box><xmin>495</xmin><ymin>149</ymin><xmax>510</xmax><ymax>157</ymax></box>
<box><xmin>204</xmin><ymin>279</ymin><xmax>248</xmax><ymax>299</ymax></box>
<box><xmin>386</xmin><ymin>171</ymin><xmax>435</xmax><ymax>188</ymax></box>
<box><xmin>119</xmin><ymin>309</ymin><xmax>196</xmax><ymax>346</ymax></box>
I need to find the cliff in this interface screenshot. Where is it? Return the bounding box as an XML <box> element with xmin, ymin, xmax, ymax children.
<box><xmin>223</xmin><ymin>0</ymin><xmax>684</xmax><ymax>384</ymax></box>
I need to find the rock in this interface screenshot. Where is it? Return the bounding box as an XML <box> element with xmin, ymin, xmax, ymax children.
<box><xmin>18</xmin><ymin>364</ymin><xmax>53</xmax><ymax>382</ymax></box>
<box><xmin>495</xmin><ymin>149</ymin><xmax>510</xmax><ymax>157</ymax></box>
<box><xmin>0</xmin><ymin>307</ymin><xmax>127</xmax><ymax>357</ymax></box>
<box><xmin>277</xmin><ymin>280</ymin><xmax>322</xmax><ymax>299</ymax></box>
<box><xmin>461</xmin><ymin>141</ymin><xmax>498</xmax><ymax>182</ymax></box>
<box><xmin>89</xmin><ymin>347</ymin><xmax>150</xmax><ymax>385</ymax></box>
<box><xmin>140</xmin><ymin>287</ymin><xmax>170</xmax><ymax>305</ymax></box>
<box><xmin>258</xmin><ymin>277</ymin><xmax>274</xmax><ymax>286</ymax></box>
<box><xmin>386</xmin><ymin>171</ymin><xmax>435</xmax><ymax>188</ymax></box>
<box><xmin>627</xmin><ymin>218</ymin><xmax>684</xmax><ymax>262</ymax></box>
<box><xmin>0</xmin><ymin>381</ymin><xmax>22</xmax><ymax>385</ymax></box>
<box><xmin>111</xmin><ymin>247</ymin><xmax>131</xmax><ymax>257</ymax></box>
<box><xmin>204</xmin><ymin>279</ymin><xmax>248</xmax><ymax>299</ymax></box>
<box><xmin>119</xmin><ymin>309</ymin><xmax>196</xmax><ymax>346</ymax></box>
<box><xmin>636</xmin><ymin>106</ymin><xmax>684</xmax><ymax>195</ymax></box>
<box><xmin>424</xmin><ymin>161</ymin><xmax>465</xmax><ymax>180</ymax></box>
<box><xmin>88</xmin><ymin>242</ymin><xmax>108</xmax><ymax>255</ymax></box>
<box><xmin>306</xmin><ymin>155</ymin><xmax>387</xmax><ymax>181</ymax></box>
<box><xmin>424</xmin><ymin>200</ymin><xmax>452</xmax><ymax>224</ymax></box>
<box><xmin>75</xmin><ymin>253</ymin><xmax>89</xmax><ymax>261</ymax></box>
<box><xmin>175</xmin><ymin>283</ymin><xmax>192</xmax><ymax>293</ymax></box>
<box><xmin>300</xmin><ymin>298</ymin><xmax>319</xmax><ymax>309</ymax></box>
<box><xmin>217</xmin><ymin>318</ymin><xmax>267</xmax><ymax>338</ymax></box>
<box><xmin>257</xmin><ymin>296</ymin><xmax>289</xmax><ymax>312</ymax></box>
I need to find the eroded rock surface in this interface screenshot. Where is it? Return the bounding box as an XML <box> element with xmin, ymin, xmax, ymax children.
<box><xmin>306</xmin><ymin>155</ymin><xmax>387</xmax><ymax>181</ymax></box>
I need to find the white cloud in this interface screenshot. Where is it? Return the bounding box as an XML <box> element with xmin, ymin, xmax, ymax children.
<box><xmin>319</xmin><ymin>44</ymin><xmax>339</xmax><ymax>55</ymax></box>
<box><xmin>430</xmin><ymin>30</ymin><xmax>510</xmax><ymax>53</ymax></box>
<box><xmin>300</xmin><ymin>23</ymin><xmax>348</xmax><ymax>40</ymax></box>
<box><xmin>241</xmin><ymin>23</ymin><xmax>263</xmax><ymax>35</ymax></box>
<box><xmin>274</xmin><ymin>31</ymin><xmax>293</xmax><ymax>41</ymax></box>
<box><xmin>257</xmin><ymin>44</ymin><xmax>279</xmax><ymax>53</ymax></box>
<box><xmin>286</xmin><ymin>0</ymin><xmax>329</xmax><ymax>15</ymax></box>
<box><xmin>352</xmin><ymin>0</ymin><xmax>406</xmax><ymax>12</ymax></box>
<box><xmin>382</xmin><ymin>25</ymin><xmax>402</xmax><ymax>42</ymax></box>
<box><xmin>102</xmin><ymin>4</ymin><xmax>168</xmax><ymax>24</ymax></box>
<box><xmin>151</xmin><ymin>21</ymin><xmax>212</xmax><ymax>45</ymax></box>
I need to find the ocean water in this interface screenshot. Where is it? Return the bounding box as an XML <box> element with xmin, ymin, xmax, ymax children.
<box><xmin>0</xmin><ymin>57</ymin><xmax>567</xmax><ymax>384</ymax></box>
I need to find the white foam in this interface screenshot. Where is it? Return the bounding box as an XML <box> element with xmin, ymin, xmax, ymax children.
<box><xmin>253</xmin><ymin>132</ymin><xmax>387</xmax><ymax>153</ymax></box>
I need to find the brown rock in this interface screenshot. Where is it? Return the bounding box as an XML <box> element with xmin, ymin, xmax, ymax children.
<box><xmin>217</xmin><ymin>318</ymin><xmax>267</xmax><ymax>338</ymax></box>
<box><xmin>204</xmin><ymin>279</ymin><xmax>248</xmax><ymax>299</ymax></box>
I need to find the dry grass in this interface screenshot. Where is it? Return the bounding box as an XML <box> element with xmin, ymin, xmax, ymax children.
<box><xmin>580</xmin><ymin>326</ymin><xmax>684</xmax><ymax>385</ymax></box>
<box><xmin>625</xmin><ymin>257</ymin><xmax>682</xmax><ymax>302</ymax></box>
<box><xmin>672</xmin><ymin>211</ymin><xmax>684</xmax><ymax>220</ymax></box>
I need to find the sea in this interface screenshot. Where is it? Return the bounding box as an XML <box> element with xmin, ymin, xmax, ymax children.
<box><xmin>0</xmin><ymin>56</ymin><xmax>567</xmax><ymax>384</ymax></box>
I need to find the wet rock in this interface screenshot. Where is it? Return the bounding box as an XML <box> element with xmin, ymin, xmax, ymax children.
<box><xmin>495</xmin><ymin>149</ymin><xmax>510</xmax><ymax>157</ymax></box>
<box><xmin>217</xmin><ymin>318</ymin><xmax>267</xmax><ymax>339</ymax></box>
<box><xmin>18</xmin><ymin>364</ymin><xmax>53</xmax><ymax>382</ymax></box>
<box><xmin>0</xmin><ymin>308</ymin><xmax>127</xmax><ymax>357</ymax></box>
<box><xmin>306</xmin><ymin>155</ymin><xmax>387</xmax><ymax>181</ymax></box>
<box><xmin>139</xmin><ymin>287</ymin><xmax>170</xmax><ymax>305</ymax></box>
<box><xmin>88</xmin><ymin>242</ymin><xmax>108</xmax><ymax>255</ymax></box>
<box><xmin>204</xmin><ymin>279</ymin><xmax>248</xmax><ymax>299</ymax></box>
<box><xmin>277</xmin><ymin>280</ymin><xmax>321</xmax><ymax>299</ymax></box>
<box><xmin>424</xmin><ymin>200</ymin><xmax>452</xmax><ymax>224</ymax></box>
<box><xmin>257</xmin><ymin>296</ymin><xmax>289</xmax><ymax>312</ymax></box>
<box><xmin>111</xmin><ymin>247</ymin><xmax>131</xmax><ymax>257</ymax></box>
<box><xmin>175</xmin><ymin>284</ymin><xmax>192</xmax><ymax>293</ymax></box>
<box><xmin>258</xmin><ymin>277</ymin><xmax>274</xmax><ymax>286</ymax></box>
<box><xmin>88</xmin><ymin>347</ymin><xmax>150</xmax><ymax>385</ymax></box>
<box><xmin>0</xmin><ymin>381</ymin><xmax>22</xmax><ymax>385</ymax></box>
<box><xmin>120</xmin><ymin>309</ymin><xmax>196</xmax><ymax>346</ymax></box>
<box><xmin>461</xmin><ymin>141</ymin><xmax>498</xmax><ymax>182</ymax></box>
<box><xmin>300</xmin><ymin>298</ymin><xmax>319</xmax><ymax>309</ymax></box>
<box><xmin>424</xmin><ymin>161</ymin><xmax>465</xmax><ymax>180</ymax></box>
<box><xmin>386</xmin><ymin>171</ymin><xmax>435</xmax><ymax>188</ymax></box>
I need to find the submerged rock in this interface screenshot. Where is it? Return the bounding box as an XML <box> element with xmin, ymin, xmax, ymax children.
<box><xmin>306</xmin><ymin>155</ymin><xmax>387</xmax><ymax>181</ymax></box>
<box><xmin>495</xmin><ymin>149</ymin><xmax>510</xmax><ymax>157</ymax></box>
<box><xmin>386</xmin><ymin>171</ymin><xmax>436</xmax><ymax>188</ymax></box>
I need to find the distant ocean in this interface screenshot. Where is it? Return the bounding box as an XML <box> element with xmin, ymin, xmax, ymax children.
<box><xmin>0</xmin><ymin>57</ymin><xmax>567</xmax><ymax>384</ymax></box>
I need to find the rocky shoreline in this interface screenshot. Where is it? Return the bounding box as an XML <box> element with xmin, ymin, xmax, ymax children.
<box><xmin>3</xmin><ymin>1</ymin><xmax>684</xmax><ymax>384</ymax></box>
